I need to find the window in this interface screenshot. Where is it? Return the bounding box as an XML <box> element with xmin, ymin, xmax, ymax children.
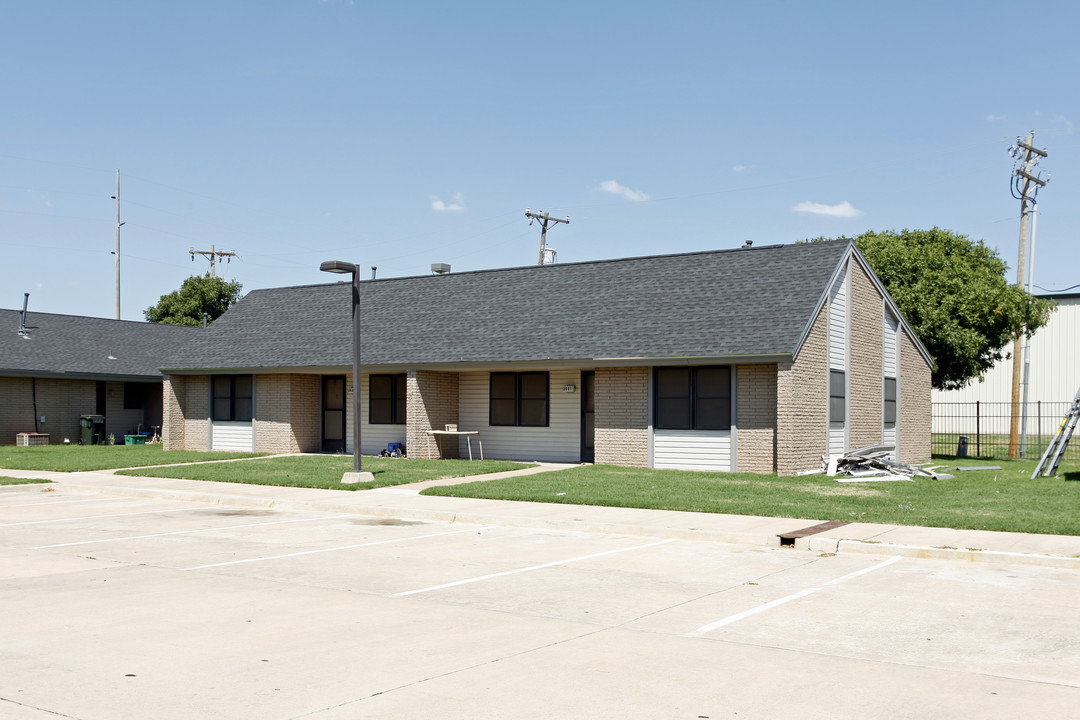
<box><xmin>489</xmin><ymin>372</ymin><xmax>549</xmax><ymax>427</ymax></box>
<box><xmin>212</xmin><ymin>375</ymin><xmax>253</xmax><ymax>422</ymax></box>
<box><xmin>123</xmin><ymin>382</ymin><xmax>144</xmax><ymax>410</ymax></box>
<box><xmin>654</xmin><ymin>366</ymin><xmax>731</xmax><ymax>431</ymax></box>
<box><xmin>829</xmin><ymin>370</ymin><xmax>846</xmax><ymax>423</ymax></box>
<box><xmin>370</xmin><ymin>374</ymin><xmax>407</xmax><ymax>424</ymax></box>
<box><xmin>883</xmin><ymin>377</ymin><xmax>897</xmax><ymax>424</ymax></box>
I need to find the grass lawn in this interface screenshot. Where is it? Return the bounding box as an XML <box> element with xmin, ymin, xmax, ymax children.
<box><xmin>116</xmin><ymin>455</ymin><xmax>535</xmax><ymax>490</ymax></box>
<box><xmin>0</xmin><ymin>476</ymin><xmax>51</xmax><ymax>486</ymax></box>
<box><xmin>422</xmin><ymin>456</ymin><xmax>1080</xmax><ymax>536</ymax></box>
<box><xmin>0</xmin><ymin>444</ymin><xmax>264</xmax><ymax>472</ymax></box>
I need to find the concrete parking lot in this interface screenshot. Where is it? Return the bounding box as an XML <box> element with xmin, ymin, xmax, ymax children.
<box><xmin>1</xmin><ymin>483</ymin><xmax>1078</xmax><ymax>719</ymax></box>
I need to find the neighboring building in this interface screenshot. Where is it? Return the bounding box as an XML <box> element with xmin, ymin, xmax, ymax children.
<box><xmin>0</xmin><ymin>309</ymin><xmax>196</xmax><ymax>444</ymax></box>
<box><xmin>160</xmin><ymin>239</ymin><xmax>933</xmax><ymax>474</ymax></box>
<box><xmin>931</xmin><ymin>292</ymin><xmax>1080</xmax><ymax>438</ymax></box>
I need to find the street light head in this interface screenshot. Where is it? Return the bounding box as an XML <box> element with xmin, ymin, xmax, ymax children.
<box><xmin>320</xmin><ymin>260</ymin><xmax>357</xmax><ymax>274</ymax></box>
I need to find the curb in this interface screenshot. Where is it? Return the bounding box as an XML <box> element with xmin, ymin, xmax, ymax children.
<box><xmin>43</xmin><ymin>479</ymin><xmax>1080</xmax><ymax>570</ymax></box>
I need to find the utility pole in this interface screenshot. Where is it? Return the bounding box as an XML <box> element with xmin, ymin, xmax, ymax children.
<box><xmin>1008</xmin><ymin>132</ymin><xmax>1049</xmax><ymax>458</ymax></box>
<box><xmin>525</xmin><ymin>208</ymin><xmax>569</xmax><ymax>265</ymax></box>
<box><xmin>189</xmin><ymin>245</ymin><xmax>237</xmax><ymax>277</ymax></box>
<box><xmin>112</xmin><ymin>169</ymin><xmax>124</xmax><ymax>320</ymax></box>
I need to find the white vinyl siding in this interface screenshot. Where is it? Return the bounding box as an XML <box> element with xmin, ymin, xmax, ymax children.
<box><xmin>883</xmin><ymin>309</ymin><xmax>900</xmax><ymax>450</ymax></box>
<box><xmin>351</xmin><ymin>373</ymin><xmax>405</xmax><ymax>456</ymax></box>
<box><xmin>459</xmin><ymin>369</ymin><xmax>580</xmax><ymax>462</ymax></box>
<box><xmin>211</xmin><ymin>421</ymin><xmax>254</xmax><ymax>451</ymax></box>
<box><xmin>653</xmin><ymin>430</ymin><xmax>731</xmax><ymax>471</ymax></box>
<box><xmin>828</xmin><ymin>262</ymin><xmax>850</xmax><ymax>455</ymax></box>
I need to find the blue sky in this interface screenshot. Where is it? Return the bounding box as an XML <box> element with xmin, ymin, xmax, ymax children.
<box><xmin>2</xmin><ymin>0</ymin><xmax>1077</xmax><ymax>320</ymax></box>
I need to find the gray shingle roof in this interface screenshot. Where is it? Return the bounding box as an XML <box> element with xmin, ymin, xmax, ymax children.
<box><xmin>0</xmin><ymin>310</ymin><xmax>197</xmax><ymax>380</ymax></box>
<box><xmin>164</xmin><ymin>240</ymin><xmax>854</xmax><ymax>371</ymax></box>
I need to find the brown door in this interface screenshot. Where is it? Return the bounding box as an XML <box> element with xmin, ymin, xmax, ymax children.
<box><xmin>322</xmin><ymin>376</ymin><xmax>346</xmax><ymax>453</ymax></box>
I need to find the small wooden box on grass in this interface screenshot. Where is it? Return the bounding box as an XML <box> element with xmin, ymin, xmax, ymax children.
<box><xmin>16</xmin><ymin>433</ymin><xmax>49</xmax><ymax>447</ymax></box>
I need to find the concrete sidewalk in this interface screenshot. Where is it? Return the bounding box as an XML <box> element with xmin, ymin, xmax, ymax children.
<box><xmin>3</xmin><ymin>463</ymin><xmax>1079</xmax><ymax>569</ymax></box>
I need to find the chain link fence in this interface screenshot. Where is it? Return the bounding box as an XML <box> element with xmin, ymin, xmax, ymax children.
<box><xmin>932</xmin><ymin>401</ymin><xmax>1077</xmax><ymax>459</ymax></box>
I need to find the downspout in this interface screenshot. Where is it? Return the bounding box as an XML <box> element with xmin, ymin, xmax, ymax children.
<box><xmin>32</xmin><ymin>377</ymin><xmax>39</xmax><ymax>433</ymax></box>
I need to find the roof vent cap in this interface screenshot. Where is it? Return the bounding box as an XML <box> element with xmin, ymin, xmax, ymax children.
<box><xmin>431</xmin><ymin>263</ymin><xmax>451</xmax><ymax>275</ymax></box>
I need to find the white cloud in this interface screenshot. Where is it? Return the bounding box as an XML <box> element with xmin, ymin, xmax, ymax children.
<box><xmin>731</xmin><ymin>164</ymin><xmax>756</xmax><ymax>173</ymax></box>
<box><xmin>986</xmin><ymin>114</ymin><xmax>1006</xmax><ymax>123</ymax></box>
<box><xmin>597</xmin><ymin>179</ymin><xmax>650</xmax><ymax>202</ymax></box>
<box><xmin>430</xmin><ymin>192</ymin><xmax>465</xmax><ymax>212</ymax></box>
<box><xmin>792</xmin><ymin>200</ymin><xmax>862</xmax><ymax>218</ymax></box>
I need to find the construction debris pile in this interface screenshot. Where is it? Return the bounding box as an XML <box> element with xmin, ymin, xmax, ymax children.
<box><xmin>817</xmin><ymin>445</ymin><xmax>954</xmax><ymax>481</ymax></box>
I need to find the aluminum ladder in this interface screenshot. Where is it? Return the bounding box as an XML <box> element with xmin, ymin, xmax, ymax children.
<box><xmin>1031</xmin><ymin>385</ymin><xmax>1080</xmax><ymax>478</ymax></box>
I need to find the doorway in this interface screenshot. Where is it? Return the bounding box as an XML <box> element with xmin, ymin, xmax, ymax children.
<box><xmin>322</xmin><ymin>375</ymin><xmax>346</xmax><ymax>453</ymax></box>
<box><xmin>580</xmin><ymin>371</ymin><xmax>595</xmax><ymax>463</ymax></box>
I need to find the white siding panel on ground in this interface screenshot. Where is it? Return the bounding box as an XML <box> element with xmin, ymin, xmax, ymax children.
<box><xmin>458</xmin><ymin>369</ymin><xmax>581</xmax><ymax>462</ymax></box>
<box><xmin>653</xmin><ymin>430</ymin><xmax>731</xmax><ymax>471</ymax></box>
<box><xmin>212</xmin><ymin>421</ymin><xmax>254</xmax><ymax>451</ymax></box>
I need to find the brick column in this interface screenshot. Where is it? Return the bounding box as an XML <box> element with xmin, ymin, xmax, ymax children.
<box><xmin>736</xmin><ymin>364</ymin><xmax>777</xmax><ymax>473</ymax></box>
<box><xmin>776</xmin><ymin>307</ymin><xmax>829</xmax><ymax>475</ymax></box>
<box><xmin>849</xmin><ymin>266</ymin><xmax>884</xmax><ymax>450</ymax></box>
<box><xmin>899</xmin><ymin>333</ymin><xmax>932</xmax><ymax>464</ymax></box>
<box><xmin>406</xmin><ymin>370</ymin><xmax>459</xmax><ymax>459</ymax></box>
<box><xmin>594</xmin><ymin>367</ymin><xmax>649</xmax><ymax>467</ymax></box>
<box><xmin>162</xmin><ymin>375</ymin><xmax>185</xmax><ymax>451</ymax></box>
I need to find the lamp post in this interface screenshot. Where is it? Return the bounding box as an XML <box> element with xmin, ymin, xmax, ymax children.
<box><xmin>320</xmin><ymin>260</ymin><xmax>373</xmax><ymax>483</ymax></box>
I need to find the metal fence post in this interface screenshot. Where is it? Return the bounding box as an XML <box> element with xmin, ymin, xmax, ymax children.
<box><xmin>975</xmin><ymin>401</ymin><xmax>981</xmax><ymax>457</ymax></box>
<box><xmin>1037</xmin><ymin>401</ymin><xmax>1042</xmax><ymax>459</ymax></box>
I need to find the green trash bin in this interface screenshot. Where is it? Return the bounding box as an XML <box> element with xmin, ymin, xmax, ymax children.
<box><xmin>80</xmin><ymin>414</ymin><xmax>106</xmax><ymax>445</ymax></box>
<box><xmin>124</xmin><ymin>434</ymin><xmax>146</xmax><ymax>445</ymax></box>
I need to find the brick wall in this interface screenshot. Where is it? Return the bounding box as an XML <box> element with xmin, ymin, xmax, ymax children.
<box><xmin>776</xmin><ymin>306</ymin><xmax>829</xmax><ymax>474</ymax></box>
<box><xmin>0</xmin><ymin>376</ymin><xmax>96</xmax><ymax>445</ymax></box>
<box><xmin>163</xmin><ymin>376</ymin><xmax>184</xmax><ymax>450</ymax></box>
<box><xmin>163</xmin><ymin>374</ymin><xmax>208</xmax><ymax>451</ymax></box>
<box><xmin>290</xmin><ymin>375</ymin><xmax>321</xmax><ymax>453</ymax></box>
<box><xmin>899</xmin><ymin>332</ymin><xmax>932</xmax><ymax>463</ymax></box>
<box><xmin>406</xmin><ymin>370</ymin><xmax>460</xmax><ymax>459</ymax></box>
<box><xmin>594</xmin><ymin>367</ymin><xmax>648</xmax><ymax>467</ymax></box>
<box><xmin>736</xmin><ymin>364</ymin><xmax>777</xmax><ymax>473</ymax></box>
<box><xmin>849</xmin><ymin>265</ymin><xmax>885</xmax><ymax>449</ymax></box>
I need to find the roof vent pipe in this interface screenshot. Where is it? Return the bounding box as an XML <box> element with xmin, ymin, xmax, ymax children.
<box><xmin>742</xmin><ymin>240</ymin><xmax>753</xmax><ymax>249</ymax></box>
<box><xmin>18</xmin><ymin>293</ymin><xmax>30</xmax><ymax>338</ymax></box>
<box><xmin>431</xmin><ymin>263</ymin><xmax>451</xmax><ymax>275</ymax></box>
<box><xmin>371</xmin><ymin>266</ymin><xmax>377</xmax><ymax>280</ymax></box>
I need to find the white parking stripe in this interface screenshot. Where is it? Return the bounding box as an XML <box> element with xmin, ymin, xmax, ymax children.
<box><xmin>686</xmin><ymin>555</ymin><xmax>903</xmax><ymax>636</ymax></box>
<box><xmin>34</xmin><ymin>514</ymin><xmax>352</xmax><ymax>549</ymax></box>
<box><xmin>1</xmin><ymin>497</ymin><xmax>122</xmax><ymax>508</ymax></box>
<box><xmin>0</xmin><ymin>506</ymin><xmax>210</xmax><ymax>527</ymax></box>
<box><xmin>393</xmin><ymin>538</ymin><xmax>678</xmax><ymax>597</ymax></box>
<box><xmin>186</xmin><ymin>525</ymin><xmax>499</xmax><ymax>570</ymax></box>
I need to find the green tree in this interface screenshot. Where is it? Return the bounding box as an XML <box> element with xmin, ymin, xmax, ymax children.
<box><xmin>144</xmin><ymin>275</ymin><xmax>243</xmax><ymax>326</ymax></box>
<box><xmin>809</xmin><ymin>229</ymin><xmax>1054</xmax><ymax>391</ymax></box>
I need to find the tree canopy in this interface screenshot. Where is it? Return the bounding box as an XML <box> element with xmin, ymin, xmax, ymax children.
<box><xmin>144</xmin><ymin>275</ymin><xmax>243</xmax><ymax>326</ymax></box>
<box><xmin>811</xmin><ymin>229</ymin><xmax>1054</xmax><ymax>391</ymax></box>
